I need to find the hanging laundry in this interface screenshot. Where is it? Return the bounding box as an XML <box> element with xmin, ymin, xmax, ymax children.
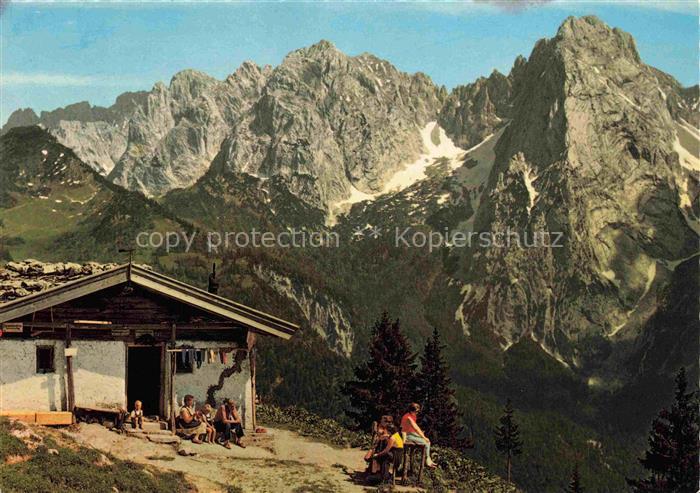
<box><xmin>219</xmin><ymin>350</ymin><xmax>225</xmax><ymax>364</ymax></box>
<box><xmin>196</xmin><ymin>350</ymin><xmax>203</xmax><ymax>368</ymax></box>
<box><xmin>181</xmin><ymin>349</ymin><xmax>187</xmax><ymax>364</ymax></box>
<box><xmin>222</xmin><ymin>350</ymin><xmax>229</xmax><ymax>365</ymax></box>
<box><xmin>209</xmin><ymin>349</ymin><xmax>216</xmax><ymax>363</ymax></box>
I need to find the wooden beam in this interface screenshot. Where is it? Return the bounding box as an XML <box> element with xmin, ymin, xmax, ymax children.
<box><xmin>246</xmin><ymin>331</ymin><xmax>257</xmax><ymax>430</ymax></box>
<box><xmin>21</xmin><ymin>321</ymin><xmax>243</xmax><ymax>331</ymax></box>
<box><xmin>36</xmin><ymin>411</ymin><xmax>73</xmax><ymax>426</ymax></box>
<box><xmin>249</xmin><ymin>343</ymin><xmax>257</xmax><ymax>431</ymax></box>
<box><xmin>65</xmin><ymin>325</ymin><xmax>75</xmax><ymax>423</ymax></box>
<box><xmin>169</xmin><ymin>323</ymin><xmax>176</xmax><ymax>432</ymax></box>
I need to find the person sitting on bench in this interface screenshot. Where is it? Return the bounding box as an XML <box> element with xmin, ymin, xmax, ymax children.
<box><xmin>214</xmin><ymin>398</ymin><xmax>245</xmax><ymax>449</ymax></box>
<box><xmin>370</xmin><ymin>423</ymin><xmax>404</xmax><ymax>479</ymax></box>
<box><xmin>364</xmin><ymin>415</ymin><xmax>394</xmax><ymax>465</ymax></box>
<box><xmin>177</xmin><ymin>395</ymin><xmax>208</xmax><ymax>444</ymax></box>
<box><xmin>401</xmin><ymin>403</ymin><xmax>437</xmax><ymax>468</ymax></box>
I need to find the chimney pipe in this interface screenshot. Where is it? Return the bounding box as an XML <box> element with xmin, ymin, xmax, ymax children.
<box><xmin>207</xmin><ymin>263</ymin><xmax>219</xmax><ymax>294</ymax></box>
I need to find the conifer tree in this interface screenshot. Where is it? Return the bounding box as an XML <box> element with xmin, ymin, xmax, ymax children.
<box><xmin>565</xmin><ymin>463</ymin><xmax>584</xmax><ymax>493</ymax></box>
<box><xmin>416</xmin><ymin>328</ymin><xmax>467</xmax><ymax>449</ymax></box>
<box><xmin>627</xmin><ymin>367</ymin><xmax>699</xmax><ymax>492</ymax></box>
<box><xmin>494</xmin><ymin>399</ymin><xmax>523</xmax><ymax>484</ymax></box>
<box><xmin>342</xmin><ymin>312</ymin><xmax>418</xmax><ymax>430</ymax></box>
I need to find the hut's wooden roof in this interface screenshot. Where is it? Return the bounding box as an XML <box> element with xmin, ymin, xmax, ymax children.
<box><xmin>0</xmin><ymin>261</ymin><xmax>298</xmax><ymax>339</ymax></box>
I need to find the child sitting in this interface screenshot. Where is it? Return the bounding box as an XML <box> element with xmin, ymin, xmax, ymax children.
<box><xmin>198</xmin><ymin>403</ymin><xmax>216</xmax><ymax>443</ymax></box>
<box><xmin>130</xmin><ymin>400</ymin><xmax>144</xmax><ymax>430</ymax></box>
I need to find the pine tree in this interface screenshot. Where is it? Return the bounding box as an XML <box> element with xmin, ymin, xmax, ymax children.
<box><xmin>342</xmin><ymin>312</ymin><xmax>418</xmax><ymax>430</ymax></box>
<box><xmin>627</xmin><ymin>367</ymin><xmax>699</xmax><ymax>492</ymax></box>
<box><xmin>565</xmin><ymin>463</ymin><xmax>584</xmax><ymax>493</ymax></box>
<box><xmin>494</xmin><ymin>399</ymin><xmax>523</xmax><ymax>484</ymax></box>
<box><xmin>416</xmin><ymin>328</ymin><xmax>468</xmax><ymax>449</ymax></box>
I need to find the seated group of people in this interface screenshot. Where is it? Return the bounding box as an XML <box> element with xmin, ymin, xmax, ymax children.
<box><xmin>120</xmin><ymin>396</ymin><xmax>245</xmax><ymax>449</ymax></box>
<box><xmin>177</xmin><ymin>394</ymin><xmax>245</xmax><ymax>449</ymax></box>
<box><xmin>364</xmin><ymin>403</ymin><xmax>437</xmax><ymax>481</ymax></box>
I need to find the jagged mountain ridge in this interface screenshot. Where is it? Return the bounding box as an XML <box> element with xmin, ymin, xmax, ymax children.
<box><xmin>3</xmin><ymin>42</ymin><xmax>445</xmax><ymax>211</ymax></box>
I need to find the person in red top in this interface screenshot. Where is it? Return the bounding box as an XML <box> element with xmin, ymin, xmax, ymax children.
<box><xmin>400</xmin><ymin>402</ymin><xmax>437</xmax><ymax>468</ymax></box>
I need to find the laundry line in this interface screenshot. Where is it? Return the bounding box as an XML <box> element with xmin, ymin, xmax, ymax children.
<box><xmin>166</xmin><ymin>346</ymin><xmax>248</xmax><ymax>366</ymax></box>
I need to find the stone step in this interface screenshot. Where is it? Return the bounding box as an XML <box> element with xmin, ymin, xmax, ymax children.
<box><xmin>147</xmin><ymin>435</ymin><xmax>181</xmax><ymax>445</ymax></box>
<box><xmin>125</xmin><ymin>427</ymin><xmax>173</xmax><ymax>437</ymax></box>
<box><xmin>126</xmin><ymin>421</ymin><xmax>166</xmax><ymax>432</ymax></box>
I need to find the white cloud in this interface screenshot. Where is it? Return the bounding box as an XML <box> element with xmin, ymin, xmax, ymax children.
<box><xmin>415</xmin><ymin>0</ymin><xmax>697</xmax><ymax>15</ymax></box>
<box><xmin>0</xmin><ymin>72</ymin><xmax>143</xmax><ymax>87</ymax></box>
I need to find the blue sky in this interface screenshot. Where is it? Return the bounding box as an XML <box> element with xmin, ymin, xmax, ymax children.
<box><xmin>1</xmin><ymin>1</ymin><xmax>698</xmax><ymax>124</ymax></box>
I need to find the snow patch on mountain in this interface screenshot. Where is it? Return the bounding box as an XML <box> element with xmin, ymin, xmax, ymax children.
<box><xmin>522</xmin><ymin>165</ymin><xmax>539</xmax><ymax>214</ymax></box>
<box><xmin>454</xmin><ymin>284</ymin><xmax>473</xmax><ymax>336</ymax></box>
<box><xmin>453</xmin><ymin>126</ymin><xmax>506</xmax><ymax>231</ymax></box>
<box><xmin>381</xmin><ymin>121</ymin><xmax>465</xmax><ymax>193</ymax></box>
<box><xmin>674</xmin><ymin>122</ymin><xmax>700</xmax><ymax>172</ymax></box>
<box><xmin>327</xmin><ymin>121</ymin><xmax>467</xmax><ymax>225</ymax></box>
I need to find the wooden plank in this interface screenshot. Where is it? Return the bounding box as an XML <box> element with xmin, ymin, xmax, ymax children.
<box><xmin>0</xmin><ymin>411</ymin><xmax>36</xmax><ymax>423</ymax></box>
<box><xmin>35</xmin><ymin>411</ymin><xmax>73</xmax><ymax>425</ymax></box>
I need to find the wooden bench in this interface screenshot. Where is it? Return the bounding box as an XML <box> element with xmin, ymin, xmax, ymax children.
<box><xmin>74</xmin><ymin>406</ymin><xmax>123</xmax><ymax>426</ymax></box>
<box><xmin>400</xmin><ymin>442</ymin><xmax>427</xmax><ymax>485</ymax></box>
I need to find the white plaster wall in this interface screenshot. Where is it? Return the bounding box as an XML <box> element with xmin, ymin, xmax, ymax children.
<box><xmin>72</xmin><ymin>341</ymin><xmax>126</xmax><ymax>409</ymax></box>
<box><xmin>173</xmin><ymin>341</ymin><xmax>252</xmax><ymax>429</ymax></box>
<box><xmin>0</xmin><ymin>339</ymin><xmax>126</xmax><ymax>411</ymax></box>
<box><xmin>0</xmin><ymin>340</ymin><xmax>66</xmax><ymax>411</ymax></box>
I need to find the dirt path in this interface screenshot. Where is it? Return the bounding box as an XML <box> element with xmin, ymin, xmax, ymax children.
<box><xmin>66</xmin><ymin>424</ymin><xmax>375</xmax><ymax>492</ymax></box>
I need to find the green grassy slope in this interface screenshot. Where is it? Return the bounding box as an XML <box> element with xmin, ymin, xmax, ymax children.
<box><xmin>0</xmin><ymin>418</ymin><xmax>190</xmax><ymax>493</ymax></box>
<box><xmin>0</xmin><ymin>126</ymin><xmax>191</xmax><ymax>263</ymax></box>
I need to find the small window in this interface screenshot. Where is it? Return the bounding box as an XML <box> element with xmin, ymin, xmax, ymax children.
<box><xmin>176</xmin><ymin>355</ymin><xmax>193</xmax><ymax>374</ymax></box>
<box><xmin>36</xmin><ymin>346</ymin><xmax>55</xmax><ymax>374</ymax></box>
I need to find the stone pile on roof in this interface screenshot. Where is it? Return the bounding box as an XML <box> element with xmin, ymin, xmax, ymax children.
<box><xmin>0</xmin><ymin>260</ymin><xmax>119</xmax><ymax>301</ymax></box>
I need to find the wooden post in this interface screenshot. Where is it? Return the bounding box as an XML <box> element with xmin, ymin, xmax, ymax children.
<box><xmin>65</xmin><ymin>324</ymin><xmax>75</xmax><ymax>423</ymax></box>
<box><xmin>247</xmin><ymin>331</ymin><xmax>257</xmax><ymax>431</ymax></box>
<box><xmin>250</xmin><ymin>346</ymin><xmax>257</xmax><ymax>430</ymax></box>
<box><xmin>417</xmin><ymin>446</ymin><xmax>426</xmax><ymax>483</ymax></box>
<box><xmin>401</xmin><ymin>447</ymin><xmax>409</xmax><ymax>484</ymax></box>
<box><xmin>169</xmin><ymin>323</ymin><xmax>176</xmax><ymax>432</ymax></box>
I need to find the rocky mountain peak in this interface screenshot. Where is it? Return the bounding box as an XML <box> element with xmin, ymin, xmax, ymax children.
<box><xmin>547</xmin><ymin>15</ymin><xmax>641</xmax><ymax>68</ymax></box>
<box><xmin>299</xmin><ymin>39</ymin><xmax>338</xmax><ymax>56</ymax></box>
<box><xmin>1</xmin><ymin>108</ymin><xmax>39</xmax><ymax>133</ymax></box>
<box><xmin>168</xmin><ymin>69</ymin><xmax>218</xmax><ymax>99</ymax></box>
<box><xmin>452</xmin><ymin>15</ymin><xmax>698</xmax><ymax>368</ymax></box>
<box><xmin>228</xmin><ymin>60</ymin><xmax>269</xmax><ymax>82</ymax></box>
<box><xmin>203</xmin><ymin>41</ymin><xmax>443</xmax><ymax>211</ymax></box>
